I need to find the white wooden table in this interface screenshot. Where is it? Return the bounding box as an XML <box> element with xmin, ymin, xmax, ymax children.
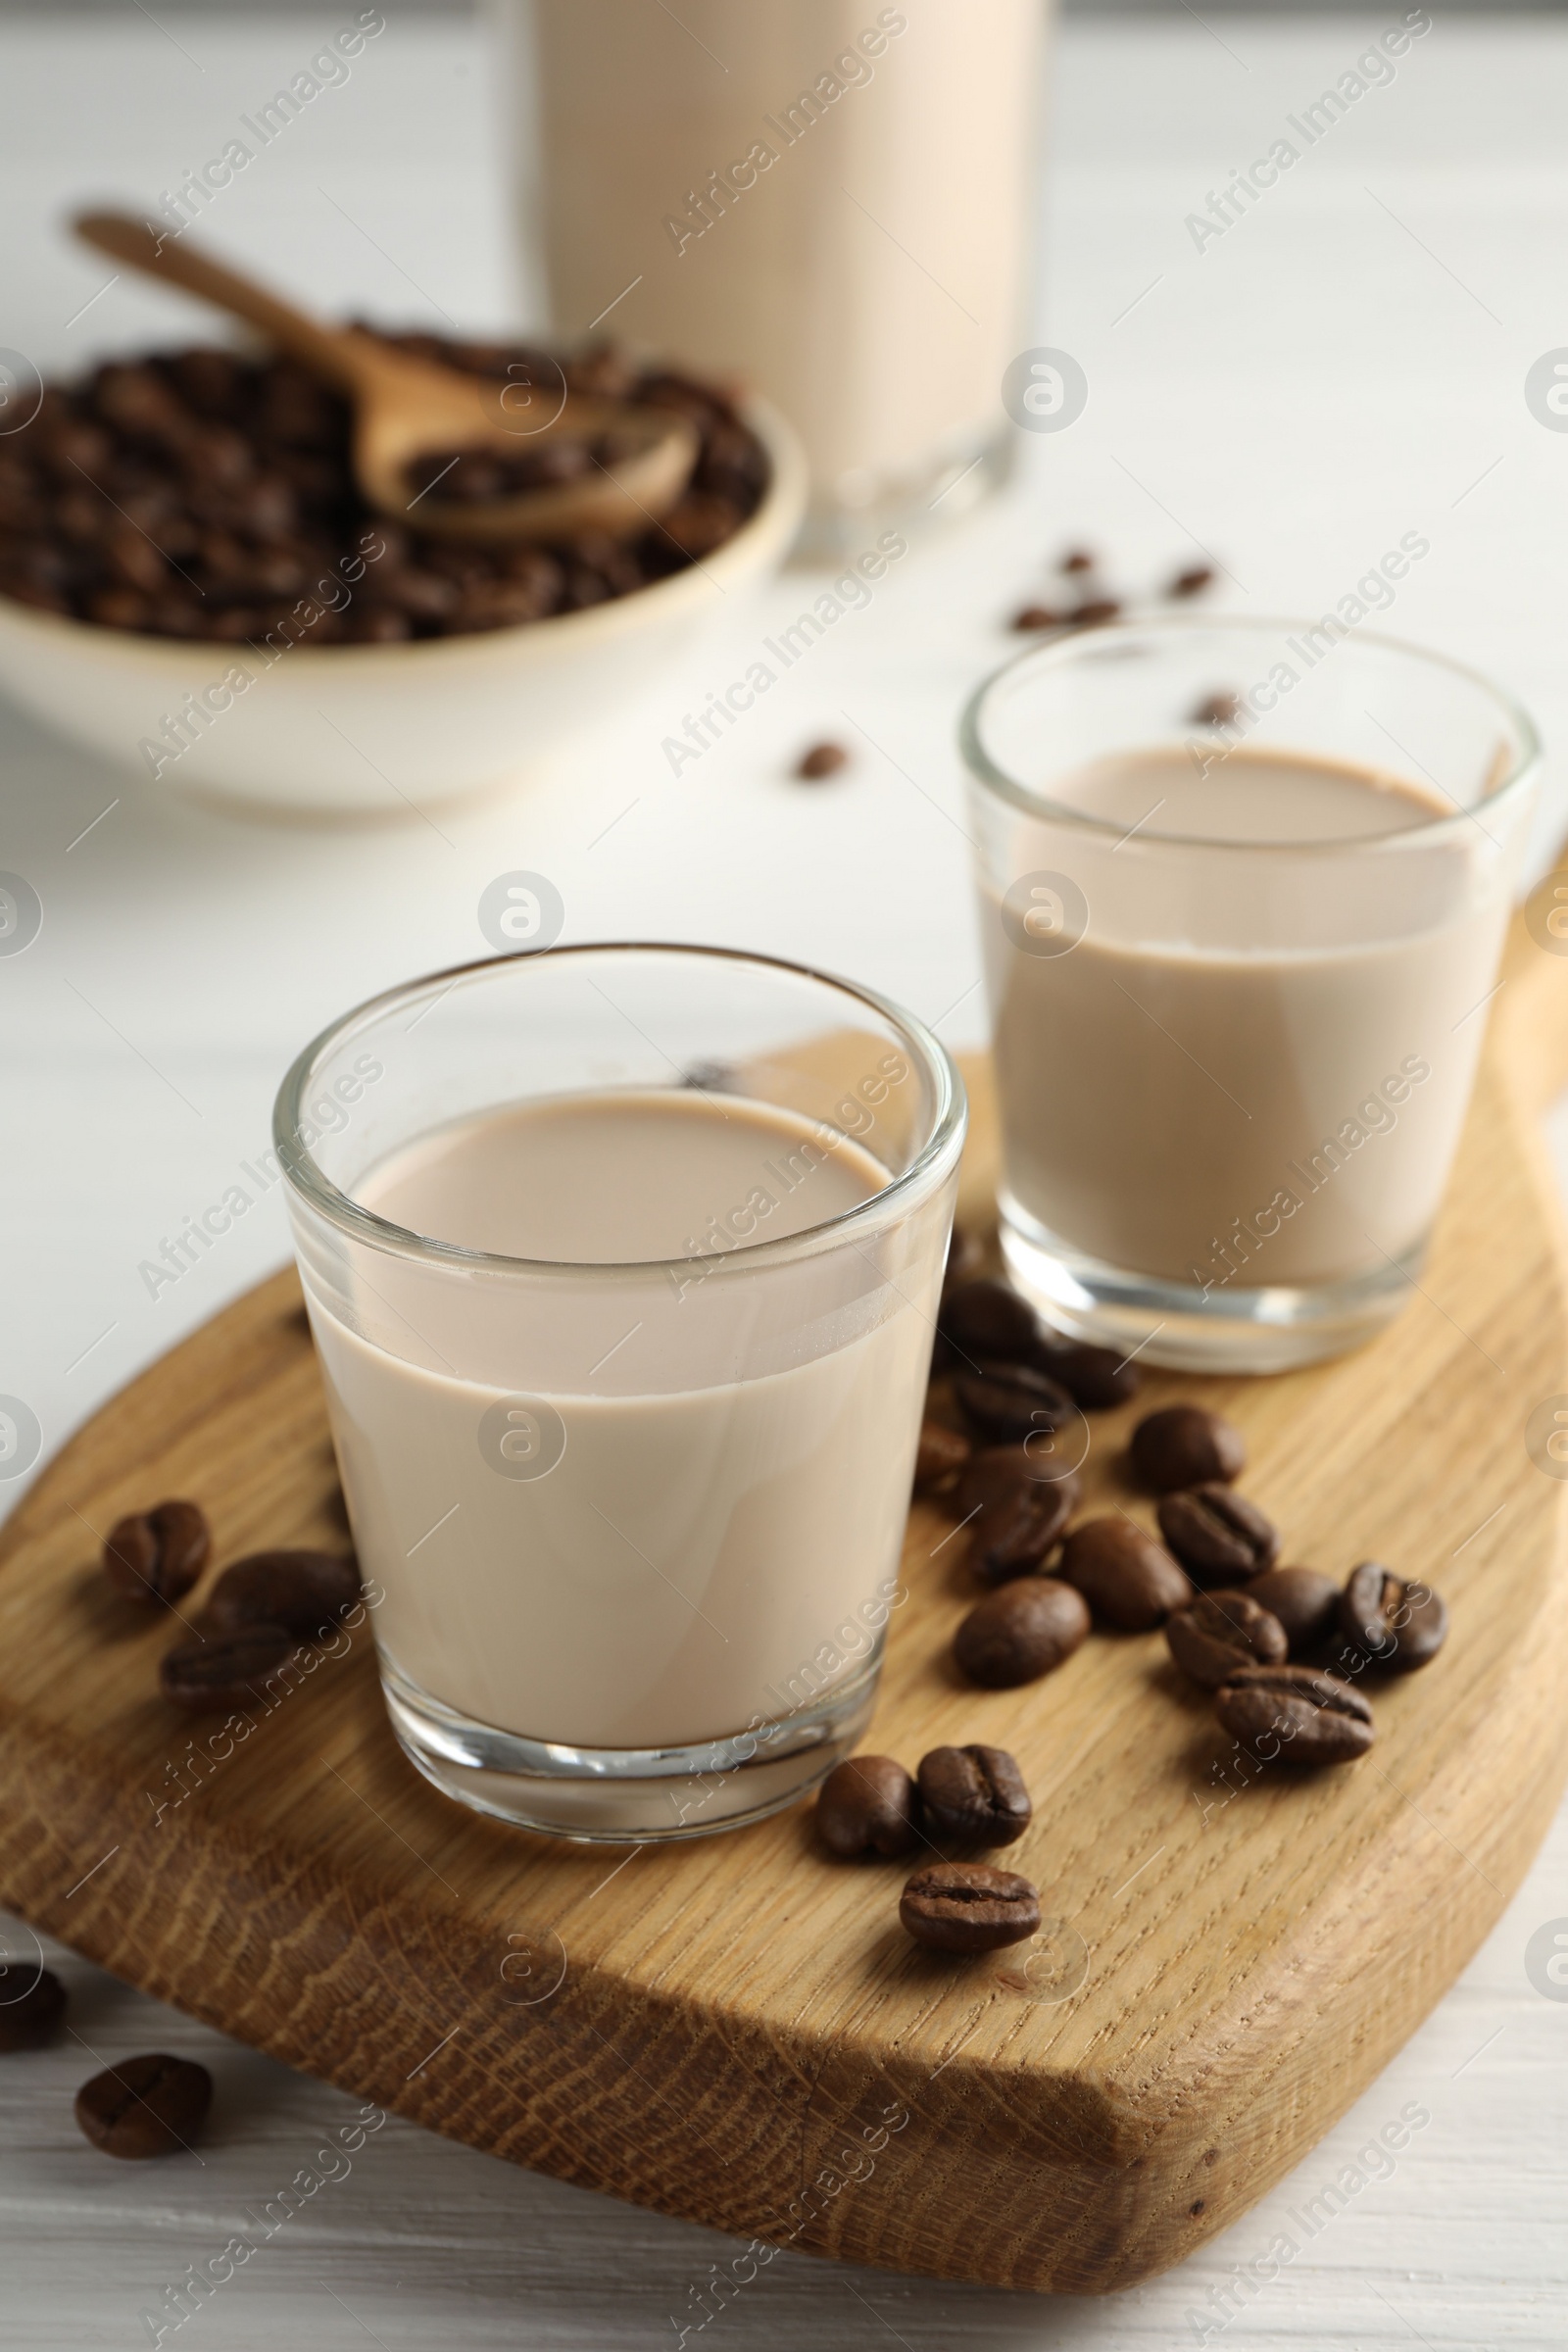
<box><xmin>2</xmin><ymin>9</ymin><xmax>1567</xmax><ymax>2344</ymax></box>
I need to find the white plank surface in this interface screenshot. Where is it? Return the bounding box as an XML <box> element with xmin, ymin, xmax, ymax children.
<box><xmin>2</xmin><ymin>9</ymin><xmax>1568</xmax><ymax>2344</ymax></box>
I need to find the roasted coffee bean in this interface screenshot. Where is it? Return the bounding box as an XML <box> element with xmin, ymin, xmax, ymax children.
<box><xmin>954</xmin><ymin>1359</ymin><xmax>1071</xmax><ymax>1445</ymax></box>
<box><xmin>1011</xmin><ymin>603</ymin><xmax>1062</xmax><ymax>631</ymax></box>
<box><xmin>1059</xmin><ymin>1516</ymin><xmax>1191</xmax><ymax>1631</ymax></box>
<box><xmin>1156</xmin><ymin>1484</ymin><xmax>1278</xmax><ymax>1583</ymax></box>
<box><xmin>206</xmin><ymin>1549</ymin><xmax>362</xmax><ymax>1638</ymax></box>
<box><xmin>1192</xmin><ymin>691</ymin><xmax>1241</xmax><ymax>727</ymax></box>
<box><xmin>1071</xmin><ymin>597</ymin><xmax>1121</xmax><ymax>627</ymax></box>
<box><xmin>1246</xmin><ymin>1566</ymin><xmax>1341</xmax><ymax>1657</ymax></box>
<box><xmin>3</xmin><ymin>338</ymin><xmax>766</xmax><ymax>640</ymax></box>
<box><xmin>900</xmin><ymin>1862</ymin><xmax>1040</xmax><ymax>1954</ymax></box>
<box><xmin>1215</xmin><ymin>1665</ymin><xmax>1375</xmax><ymax>1765</ymax></box>
<box><xmin>1165</xmin><ymin>1591</ymin><xmax>1288</xmax><ymax>1690</ymax></box>
<box><xmin>1169</xmin><ymin>564</ymin><xmax>1214</xmax><ymax>598</ymax></box>
<box><xmin>939</xmin><ymin>1278</ymin><xmax>1037</xmax><ymax>1364</ymax></box>
<box><xmin>964</xmin><ymin>1474</ymin><xmax>1074</xmax><ymax>1584</ymax></box>
<box><xmin>103</xmin><ymin>1499</ymin><xmax>210</xmax><ymax>1605</ymax></box>
<box><xmin>1030</xmin><ymin>1332</ymin><xmax>1141</xmax><ymax>1409</ymax></box>
<box><xmin>159</xmin><ymin>1623</ymin><xmax>298</xmax><ymax>1713</ymax></box>
<box><xmin>955</xmin><ymin>1447</ymin><xmax>1080</xmax><ymax>1524</ymax></box>
<box><xmin>1338</xmin><ymin>1561</ymin><xmax>1448</xmax><ymax>1673</ymax></box>
<box><xmin>1059</xmin><ymin>548</ymin><xmax>1095</xmax><ymax>574</ymax></box>
<box><xmin>815</xmin><ymin>1756</ymin><xmax>921</xmax><ymax>1859</ymax></box>
<box><xmin>913</xmin><ymin>1420</ymin><xmax>970</xmax><ymax>1495</ymax></box>
<box><xmin>1129</xmin><ymin>1404</ymin><xmax>1245</xmax><ymax>1494</ymax></box>
<box><xmin>103</xmin><ymin>523</ymin><xmax>167</xmax><ymax>593</ymax></box>
<box><xmin>74</xmin><ymin>2052</ymin><xmax>213</xmax><ymax>2159</ymax></box>
<box><xmin>795</xmin><ymin>740</ymin><xmax>848</xmax><ymax>780</ymax></box>
<box><xmin>954</xmin><ymin>1577</ymin><xmax>1090</xmax><ymax>1688</ymax></box>
<box><xmin>917</xmin><ymin>1744</ymin><xmax>1031</xmax><ymax>1846</ymax></box>
<box><xmin>0</xmin><ymin>1965</ymin><xmax>66</xmax><ymax>2051</ymax></box>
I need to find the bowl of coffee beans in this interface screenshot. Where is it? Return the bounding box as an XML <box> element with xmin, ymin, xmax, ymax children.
<box><xmin>0</xmin><ymin>333</ymin><xmax>806</xmax><ymax>815</ymax></box>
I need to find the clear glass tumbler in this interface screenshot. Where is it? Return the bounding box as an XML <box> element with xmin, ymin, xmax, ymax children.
<box><xmin>275</xmin><ymin>944</ymin><xmax>963</xmax><ymax>1841</ymax></box>
<box><xmin>961</xmin><ymin>615</ymin><xmax>1539</xmax><ymax>1372</ymax></box>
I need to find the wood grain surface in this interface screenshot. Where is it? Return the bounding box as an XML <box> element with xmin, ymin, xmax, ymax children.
<box><xmin>2</xmin><ymin>890</ymin><xmax>1567</xmax><ymax>2297</ymax></box>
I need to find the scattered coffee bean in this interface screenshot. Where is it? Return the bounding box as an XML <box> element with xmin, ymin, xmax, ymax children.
<box><xmin>1338</xmin><ymin>1561</ymin><xmax>1448</xmax><ymax>1673</ymax></box>
<box><xmin>917</xmin><ymin>1743</ymin><xmax>1031</xmax><ymax>1846</ymax></box>
<box><xmin>954</xmin><ymin>1359</ymin><xmax>1072</xmax><ymax>1445</ymax></box>
<box><xmin>1192</xmin><ymin>691</ymin><xmax>1241</xmax><ymax>727</ymax></box>
<box><xmin>1214</xmin><ymin>1665</ymin><xmax>1375</xmax><ymax>1766</ymax></box>
<box><xmin>1071</xmin><ymin>597</ymin><xmax>1121</xmax><ymax>627</ymax></box>
<box><xmin>1165</xmin><ymin>1591</ymin><xmax>1288</xmax><ymax>1690</ymax></box>
<box><xmin>1059</xmin><ymin>548</ymin><xmax>1095</xmax><ymax>574</ymax></box>
<box><xmin>1058</xmin><ymin>1516</ymin><xmax>1191</xmax><ymax>1631</ymax></box>
<box><xmin>206</xmin><ymin>1549</ymin><xmax>362</xmax><ymax>1638</ymax></box>
<box><xmin>0</xmin><ymin>1965</ymin><xmax>66</xmax><ymax>2051</ymax></box>
<box><xmin>913</xmin><ymin>1420</ymin><xmax>971</xmax><ymax>1495</ymax></box>
<box><xmin>1156</xmin><ymin>1484</ymin><xmax>1278</xmax><ymax>1583</ymax></box>
<box><xmin>159</xmin><ymin>1623</ymin><xmax>299</xmax><ymax>1713</ymax></box>
<box><xmin>680</xmin><ymin>1057</ymin><xmax>737</xmax><ymax>1095</ymax></box>
<box><xmin>1246</xmin><ymin>1566</ymin><xmax>1341</xmax><ymax>1658</ymax></box>
<box><xmin>815</xmin><ymin>1756</ymin><xmax>921</xmax><ymax>1859</ymax></box>
<box><xmin>964</xmin><ymin>1474</ymin><xmax>1074</xmax><ymax>1584</ymax></box>
<box><xmin>954</xmin><ymin>1577</ymin><xmax>1090</xmax><ymax>1688</ymax></box>
<box><xmin>955</xmin><ymin>1446</ymin><xmax>1079</xmax><ymax>1521</ymax></box>
<box><xmin>796</xmin><ymin>740</ymin><xmax>848</xmax><ymax>780</ymax></box>
<box><xmin>900</xmin><ymin>1862</ymin><xmax>1040</xmax><ymax>1954</ymax></box>
<box><xmin>1168</xmin><ymin>564</ymin><xmax>1214</xmax><ymax>598</ymax></box>
<box><xmin>102</xmin><ymin>1499</ymin><xmax>210</xmax><ymax>1605</ymax></box>
<box><xmin>1011</xmin><ymin>603</ymin><xmax>1062</xmax><ymax>631</ymax></box>
<box><xmin>939</xmin><ymin>1278</ymin><xmax>1037</xmax><ymax>1364</ymax></box>
<box><xmin>1031</xmin><ymin>1331</ymin><xmax>1142</xmax><ymax>1409</ymax></box>
<box><xmin>1129</xmin><ymin>1404</ymin><xmax>1245</xmax><ymax>1494</ymax></box>
<box><xmin>944</xmin><ymin>1224</ymin><xmax>986</xmax><ymax>1290</ymax></box>
<box><xmin>74</xmin><ymin>2052</ymin><xmax>213</xmax><ymax>2159</ymax></box>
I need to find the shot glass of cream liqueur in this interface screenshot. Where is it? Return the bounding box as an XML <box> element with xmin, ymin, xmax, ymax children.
<box><xmin>962</xmin><ymin>615</ymin><xmax>1538</xmax><ymax>1372</ymax></box>
<box><xmin>277</xmin><ymin>944</ymin><xmax>963</xmax><ymax>1839</ymax></box>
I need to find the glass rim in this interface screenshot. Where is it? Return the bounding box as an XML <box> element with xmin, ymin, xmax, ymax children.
<box><xmin>958</xmin><ymin>612</ymin><xmax>1542</xmax><ymax>854</ymax></box>
<box><xmin>273</xmin><ymin>940</ymin><xmax>967</xmax><ymax>1281</ymax></box>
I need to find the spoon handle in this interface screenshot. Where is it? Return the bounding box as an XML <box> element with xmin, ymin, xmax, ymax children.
<box><xmin>74</xmin><ymin>211</ymin><xmax>373</xmax><ymax>394</ymax></box>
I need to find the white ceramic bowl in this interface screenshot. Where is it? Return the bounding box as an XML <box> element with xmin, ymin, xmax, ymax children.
<box><xmin>0</xmin><ymin>398</ymin><xmax>805</xmax><ymax>817</ymax></box>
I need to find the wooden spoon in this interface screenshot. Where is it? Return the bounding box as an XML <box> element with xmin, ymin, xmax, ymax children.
<box><xmin>74</xmin><ymin>211</ymin><xmax>700</xmax><ymax>544</ymax></box>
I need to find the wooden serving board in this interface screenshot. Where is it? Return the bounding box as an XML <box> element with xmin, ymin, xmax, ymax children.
<box><xmin>5</xmin><ymin>884</ymin><xmax>1568</xmax><ymax>2297</ymax></box>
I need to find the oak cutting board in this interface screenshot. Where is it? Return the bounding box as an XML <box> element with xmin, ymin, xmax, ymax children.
<box><xmin>4</xmin><ymin>880</ymin><xmax>1568</xmax><ymax>2296</ymax></box>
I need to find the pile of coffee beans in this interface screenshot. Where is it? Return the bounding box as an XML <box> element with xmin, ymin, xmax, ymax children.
<box><xmin>857</xmin><ymin>1244</ymin><xmax>1453</xmax><ymax>1956</ymax></box>
<box><xmin>0</xmin><ymin>336</ymin><xmax>768</xmax><ymax>641</ymax></box>
<box><xmin>920</xmin><ymin>1267</ymin><xmax>1447</xmax><ymax>1751</ymax></box>
<box><xmin>102</xmin><ymin>1497</ymin><xmax>363</xmax><ymax>1714</ymax></box>
<box><xmin>815</xmin><ymin>1741</ymin><xmax>1041</xmax><ymax>1952</ymax></box>
<box><xmin>0</xmin><ymin>1963</ymin><xmax>215</xmax><ymax>2160</ymax></box>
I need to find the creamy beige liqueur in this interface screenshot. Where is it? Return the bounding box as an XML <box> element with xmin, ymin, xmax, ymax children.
<box><xmin>984</xmin><ymin>748</ymin><xmax>1508</xmax><ymax>1291</ymax></box>
<box><xmin>309</xmin><ymin>1092</ymin><xmax>934</xmax><ymax>1748</ymax></box>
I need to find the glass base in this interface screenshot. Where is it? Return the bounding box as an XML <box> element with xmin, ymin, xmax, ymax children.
<box><xmin>998</xmin><ymin>1192</ymin><xmax>1422</xmax><ymax>1374</ymax></box>
<box><xmin>793</xmin><ymin>423</ymin><xmax>1015</xmax><ymax>564</ymax></box>
<box><xmin>380</xmin><ymin>1651</ymin><xmax>881</xmax><ymax>1842</ymax></box>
